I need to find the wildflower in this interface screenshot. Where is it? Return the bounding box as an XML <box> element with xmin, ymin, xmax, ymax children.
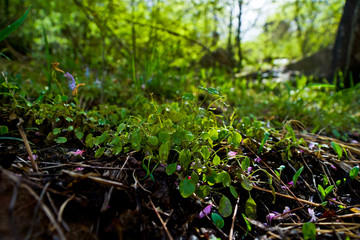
<box><xmin>64</xmin><ymin>72</ymin><xmax>76</xmax><ymax>89</ymax></box>
<box><xmin>75</xmin><ymin>167</ymin><xmax>84</xmax><ymax>171</ymax></box>
<box><xmin>64</xmin><ymin>72</ymin><xmax>85</xmax><ymax>96</ymax></box>
<box><xmin>199</xmin><ymin>204</ymin><xmax>212</xmax><ymax>218</ymax></box>
<box><xmin>308</xmin><ymin>208</ymin><xmax>317</xmax><ymax>222</ymax></box>
<box><xmin>287</xmin><ymin>181</ymin><xmax>294</xmax><ymax>187</ymax></box>
<box><xmin>308</xmin><ymin>142</ymin><xmax>316</xmax><ymax>150</ymax></box>
<box><xmin>51</xmin><ymin>62</ymin><xmax>65</xmax><ymax>73</ymax></box>
<box><xmin>68</xmin><ymin>149</ymin><xmax>85</xmax><ymax>157</ymax></box>
<box><xmin>27</xmin><ymin>154</ymin><xmax>38</xmax><ymax>161</ymax></box>
<box><xmin>188</xmin><ymin>176</ymin><xmax>191</xmax><ymax>180</ymax></box>
<box><xmin>266</xmin><ymin>212</ymin><xmax>277</xmax><ymax>224</ymax></box>
<box><xmin>71</xmin><ymin>83</ymin><xmax>85</xmax><ymax>96</ymax></box>
<box><xmin>247</xmin><ymin>167</ymin><xmax>252</xmax><ymax>173</ymax></box>
<box><xmin>177</xmin><ymin>165</ymin><xmax>181</xmax><ymax>171</ymax></box>
<box><xmin>254</xmin><ymin>157</ymin><xmax>261</xmax><ymax>163</ymax></box>
<box><xmin>283</xmin><ymin>206</ymin><xmax>290</xmax><ymax>214</ymax></box>
<box><xmin>330</xmin><ymin>164</ymin><xmax>337</xmax><ymax>170</ymax></box>
<box><xmin>228</xmin><ymin>151</ymin><xmax>237</xmax><ymax>159</ymax></box>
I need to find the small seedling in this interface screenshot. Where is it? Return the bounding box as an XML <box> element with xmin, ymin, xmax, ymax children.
<box><xmin>318</xmin><ymin>184</ymin><xmax>334</xmax><ymax>201</ymax></box>
<box><xmin>292</xmin><ymin>166</ymin><xmax>304</xmax><ymax>188</ymax></box>
<box><xmin>349</xmin><ymin>166</ymin><xmax>359</xmax><ymax>180</ymax></box>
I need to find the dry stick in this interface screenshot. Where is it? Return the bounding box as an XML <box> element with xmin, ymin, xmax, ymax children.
<box><xmin>253</xmin><ymin>185</ymin><xmax>321</xmax><ymax>207</ymax></box>
<box><xmin>149</xmin><ymin>198</ymin><xmax>173</xmax><ymax>240</ymax></box>
<box><xmin>229</xmin><ymin>196</ymin><xmax>240</xmax><ymax>240</ymax></box>
<box><xmin>17</xmin><ymin>118</ymin><xmax>38</xmax><ymax>172</ymax></box>
<box><xmin>21</xmin><ymin>184</ymin><xmax>66</xmax><ymax>240</ymax></box>
<box><xmin>58</xmin><ymin>194</ymin><xmax>75</xmax><ymax>223</ymax></box>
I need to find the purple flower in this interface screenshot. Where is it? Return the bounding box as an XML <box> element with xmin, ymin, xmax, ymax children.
<box><xmin>288</xmin><ymin>181</ymin><xmax>294</xmax><ymax>187</ymax></box>
<box><xmin>247</xmin><ymin>167</ymin><xmax>252</xmax><ymax>173</ymax></box>
<box><xmin>330</xmin><ymin>164</ymin><xmax>337</xmax><ymax>170</ymax></box>
<box><xmin>177</xmin><ymin>165</ymin><xmax>181</xmax><ymax>171</ymax></box>
<box><xmin>199</xmin><ymin>204</ymin><xmax>212</xmax><ymax>218</ymax></box>
<box><xmin>27</xmin><ymin>154</ymin><xmax>38</xmax><ymax>161</ymax></box>
<box><xmin>68</xmin><ymin>149</ymin><xmax>85</xmax><ymax>157</ymax></box>
<box><xmin>254</xmin><ymin>157</ymin><xmax>261</xmax><ymax>163</ymax></box>
<box><xmin>228</xmin><ymin>151</ymin><xmax>237</xmax><ymax>159</ymax></box>
<box><xmin>283</xmin><ymin>206</ymin><xmax>290</xmax><ymax>213</ymax></box>
<box><xmin>308</xmin><ymin>208</ymin><xmax>317</xmax><ymax>222</ymax></box>
<box><xmin>308</xmin><ymin>142</ymin><xmax>316</xmax><ymax>150</ymax></box>
<box><xmin>266</xmin><ymin>212</ymin><xmax>277</xmax><ymax>224</ymax></box>
<box><xmin>64</xmin><ymin>72</ymin><xmax>76</xmax><ymax>90</ymax></box>
<box><xmin>75</xmin><ymin>167</ymin><xmax>84</xmax><ymax>171</ymax></box>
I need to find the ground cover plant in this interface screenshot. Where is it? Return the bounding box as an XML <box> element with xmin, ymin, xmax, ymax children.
<box><xmin>1</xmin><ymin>1</ymin><xmax>360</xmax><ymax>240</ymax></box>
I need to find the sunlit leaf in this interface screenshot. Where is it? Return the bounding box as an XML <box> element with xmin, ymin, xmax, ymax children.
<box><xmin>302</xmin><ymin>222</ymin><xmax>316</xmax><ymax>240</ymax></box>
<box><xmin>331</xmin><ymin>141</ymin><xmax>343</xmax><ymax>160</ymax></box>
<box><xmin>349</xmin><ymin>166</ymin><xmax>359</xmax><ymax>180</ymax></box>
<box><xmin>95</xmin><ymin>147</ymin><xmax>105</xmax><ymax>158</ymax></box>
<box><xmin>196</xmin><ymin>185</ymin><xmax>210</xmax><ymax>199</ymax></box>
<box><xmin>245</xmin><ymin>196</ymin><xmax>257</xmax><ymax>219</ymax></box>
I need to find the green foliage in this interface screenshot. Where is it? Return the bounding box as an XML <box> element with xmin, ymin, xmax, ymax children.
<box><xmin>318</xmin><ymin>184</ymin><xmax>334</xmax><ymax>202</ymax></box>
<box><xmin>331</xmin><ymin>141</ymin><xmax>343</xmax><ymax>160</ymax></box>
<box><xmin>0</xmin><ymin>6</ymin><xmax>31</xmax><ymax>42</ymax></box>
<box><xmin>302</xmin><ymin>222</ymin><xmax>316</xmax><ymax>240</ymax></box>
<box><xmin>211</xmin><ymin>213</ymin><xmax>224</xmax><ymax>229</ymax></box>
<box><xmin>179</xmin><ymin>179</ymin><xmax>196</xmax><ymax>198</ymax></box>
<box><xmin>245</xmin><ymin>196</ymin><xmax>257</xmax><ymax>219</ymax></box>
<box><xmin>349</xmin><ymin>166</ymin><xmax>359</xmax><ymax>180</ymax></box>
<box><xmin>218</xmin><ymin>195</ymin><xmax>232</xmax><ymax>218</ymax></box>
<box><xmin>293</xmin><ymin>166</ymin><xmax>304</xmax><ymax>188</ymax></box>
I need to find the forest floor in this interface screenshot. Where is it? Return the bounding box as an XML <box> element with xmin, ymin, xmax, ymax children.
<box><xmin>1</xmin><ymin>113</ymin><xmax>360</xmax><ymax>240</ymax></box>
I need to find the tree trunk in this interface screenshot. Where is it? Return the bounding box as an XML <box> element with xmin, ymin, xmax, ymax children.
<box><xmin>236</xmin><ymin>0</ymin><xmax>243</xmax><ymax>71</ymax></box>
<box><xmin>330</xmin><ymin>0</ymin><xmax>360</xmax><ymax>89</ymax></box>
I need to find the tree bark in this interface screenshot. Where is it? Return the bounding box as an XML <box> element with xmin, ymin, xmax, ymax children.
<box><xmin>330</xmin><ymin>0</ymin><xmax>360</xmax><ymax>89</ymax></box>
<box><xmin>236</xmin><ymin>0</ymin><xmax>243</xmax><ymax>71</ymax></box>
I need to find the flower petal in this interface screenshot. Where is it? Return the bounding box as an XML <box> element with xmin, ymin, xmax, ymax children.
<box><xmin>199</xmin><ymin>204</ymin><xmax>212</xmax><ymax>218</ymax></box>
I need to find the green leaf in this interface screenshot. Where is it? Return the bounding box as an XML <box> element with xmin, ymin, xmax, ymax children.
<box><xmin>65</xmin><ymin>117</ymin><xmax>73</xmax><ymax>122</ymax></box>
<box><xmin>53</xmin><ymin>128</ymin><xmax>61</xmax><ymax>135</ymax></box>
<box><xmin>241</xmin><ymin>177</ymin><xmax>253</xmax><ymax>191</ymax></box>
<box><xmin>95</xmin><ymin>131</ymin><xmax>110</xmax><ymax>145</ymax></box>
<box><xmin>159</xmin><ymin>143</ymin><xmax>170</xmax><ymax>161</ymax></box>
<box><xmin>55</xmin><ymin>137</ymin><xmax>67</xmax><ymax>143</ymax></box>
<box><xmin>113</xmin><ymin>144</ymin><xmax>122</xmax><ymax>155</ymax></box>
<box><xmin>148</xmin><ymin>135</ymin><xmax>159</xmax><ymax>146</ymax></box>
<box><xmin>0</xmin><ymin>6</ymin><xmax>31</xmax><ymax>42</ymax></box>
<box><xmin>245</xmin><ymin>196</ymin><xmax>257</xmax><ymax>219</ymax></box>
<box><xmin>257</xmin><ymin>132</ymin><xmax>270</xmax><ymax>154</ymax></box>
<box><xmin>179</xmin><ymin>149</ymin><xmax>192</xmax><ymax>170</ymax></box>
<box><xmin>75</xmin><ymin>131</ymin><xmax>84</xmax><ymax>140</ymax></box>
<box><xmin>318</xmin><ymin>185</ymin><xmax>325</xmax><ymax>201</ymax></box>
<box><xmin>241</xmin><ymin>157</ymin><xmax>250</xmax><ymax>172</ymax></box>
<box><xmin>95</xmin><ymin>147</ymin><xmax>105</xmax><ymax>158</ymax></box>
<box><xmin>158</xmin><ymin>131</ymin><xmax>170</xmax><ymax>143</ymax></box>
<box><xmin>213</xmin><ymin>155</ymin><xmax>221</xmax><ymax>165</ymax></box>
<box><xmin>165</xmin><ymin>163</ymin><xmax>177</xmax><ymax>175</ymax></box>
<box><xmin>0</xmin><ymin>125</ymin><xmax>9</xmax><ymax>135</ymax></box>
<box><xmin>302</xmin><ymin>222</ymin><xmax>316</xmax><ymax>240</ymax></box>
<box><xmin>219</xmin><ymin>171</ymin><xmax>231</xmax><ymax>187</ymax></box>
<box><xmin>130</xmin><ymin>133</ymin><xmax>141</xmax><ymax>147</ymax></box>
<box><xmin>179</xmin><ymin>179</ymin><xmax>195</xmax><ymax>198</ymax></box>
<box><xmin>242</xmin><ymin>214</ymin><xmax>252</xmax><ymax>232</ymax></box>
<box><xmin>211</xmin><ymin>213</ymin><xmax>224</xmax><ymax>229</ymax></box>
<box><xmin>292</xmin><ymin>166</ymin><xmax>304</xmax><ymax>188</ymax></box>
<box><xmin>200</xmin><ymin>145</ymin><xmax>210</xmax><ymax>160</ymax></box>
<box><xmin>285</xmin><ymin>125</ymin><xmax>296</xmax><ymax>141</ymax></box>
<box><xmin>195</xmin><ymin>185</ymin><xmax>210</xmax><ymax>199</ymax></box>
<box><xmin>209</xmin><ymin>129</ymin><xmax>218</xmax><ymax>141</ymax></box>
<box><xmin>230</xmin><ymin>185</ymin><xmax>239</xmax><ymax>198</ymax></box>
<box><xmin>85</xmin><ymin>133</ymin><xmax>95</xmax><ymax>148</ymax></box>
<box><xmin>219</xmin><ymin>195</ymin><xmax>232</xmax><ymax>218</ymax></box>
<box><xmin>349</xmin><ymin>166</ymin><xmax>359</xmax><ymax>180</ymax></box>
<box><xmin>231</xmin><ymin>132</ymin><xmax>242</xmax><ymax>148</ymax></box>
<box><xmin>331</xmin><ymin>141</ymin><xmax>343</xmax><ymax>160</ymax></box>
<box><xmin>325</xmin><ymin>185</ymin><xmax>334</xmax><ymax>196</ymax></box>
